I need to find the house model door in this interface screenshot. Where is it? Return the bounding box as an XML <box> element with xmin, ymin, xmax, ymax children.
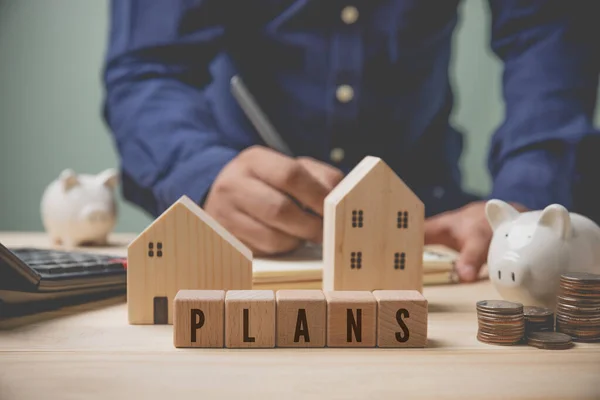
<box><xmin>154</xmin><ymin>296</ymin><xmax>168</xmax><ymax>324</ymax></box>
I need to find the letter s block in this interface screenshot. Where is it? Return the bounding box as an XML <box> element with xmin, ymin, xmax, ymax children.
<box><xmin>276</xmin><ymin>290</ymin><xmax>326</xmax><ymax>347</ymax></box>
<box><xmin>373</xmin><ymin>290</ymin><xmax>428</xmax><ymax>348</ymax></box>
<box><xmin>225</xmin><ymin>290</ymin><xmax>275</xmax><ymax>348</ymax></box>
<box><xmin>173</xmin><ymin>290</ymin><xmax>225</xmax><ymax>348</ymax></box>
<box><xmin>324</xmin><ymin>291</ymin><xmax>376</xmax><ymax>347</ymax></box>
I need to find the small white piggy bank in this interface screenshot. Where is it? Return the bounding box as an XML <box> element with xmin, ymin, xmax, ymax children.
<box><xmin>485</xmin><ymin>199</ymin><xmax>600</xmax><ymax>309</ymax></box>
<box><xmin>41</xmin><ymin>169</ymin><xmax>118</xmax><ymax>247</ymax></box>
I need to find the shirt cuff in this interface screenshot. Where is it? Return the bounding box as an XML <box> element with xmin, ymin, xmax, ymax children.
<box><xmin>153</xmin><ymin>145</ymin><xmax>239</xmax><ymax>214</ymax></box>
<box><xmin>488</xmin><ymin>148</ymin><xmax>575</xmax><ymax>211</ymax></box>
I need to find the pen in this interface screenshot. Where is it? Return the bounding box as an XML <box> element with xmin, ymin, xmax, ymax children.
<box><xmin>230</xmin><ymin>75</ymin><xmax>294</xmax><ymax>157</ymax></box>
<box><xmin>231</xmin><ymin>74</ymin><xmax>323</xmax><ymax>218</ymax></box>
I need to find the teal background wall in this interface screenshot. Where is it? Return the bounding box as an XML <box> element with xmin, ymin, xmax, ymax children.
<box><xmin>0</xmin><ymin>0</ymin><xmax>598</xmax><ymax>233</ymax></box>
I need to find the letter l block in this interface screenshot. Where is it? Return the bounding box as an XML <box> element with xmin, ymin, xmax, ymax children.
<box><xmin>225</xmin><ymin>290</ymin><xmax>276</xmax><ymax>348</ymax></box>
<box><xmin>173</xmin><ymin>290</ymin><xmax>225</xmax><ymax>348</ymax></box>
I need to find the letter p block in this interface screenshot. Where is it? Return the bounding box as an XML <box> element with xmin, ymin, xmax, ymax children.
<box><xmin>173</xmin><ymin>290</ymin><xmax>225</xmax><ymax>348</ymax></box>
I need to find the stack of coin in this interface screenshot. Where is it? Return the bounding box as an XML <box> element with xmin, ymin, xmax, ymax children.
<box><xmin>556</xmin><ymin>272</ymin><xmax>600</xmax><ymax>342</ymax></box>
<box><xmin>524</xmin><ymin>306</ymin><xmax>554</xmax><ymax>334</ymax></box>
<box><xmin>476</xmin><ymin>300</ymin><xmax>525</xmax><ymax>345</ymax></box>
<box><xmin>527</xmin><ymin>332</ymin><xmax>573</xmax><ymax>350</ymax></box>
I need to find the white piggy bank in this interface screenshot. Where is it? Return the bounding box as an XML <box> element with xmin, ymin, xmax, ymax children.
<box><xmin>485</xmin><ymin>199</ymin><xmax>600</xmax><ymax>309</ymax></box>
<box><xmin>41</xmin><ymin>168</ymin><xmax>119</xmax><ymax>247</ymax></box>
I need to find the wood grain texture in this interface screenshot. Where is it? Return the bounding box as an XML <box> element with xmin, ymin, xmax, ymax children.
<box><xmin>373</xmin><ymin>290</ymin><xmax>427</xmax><ymax>348</ymax></box>
<box><xmin>173</xmin><ymin>290</ymin><xmax>224</xmax><ymax>348</ymax></box>
<box><xmin>225</xmin><ymin>290</ymin><xmax>275</xmax><ymax>348</ymax></box>
<box><xmin>276</xmin><ymin>290</ymin><xmax>326</xmax><ymax>347</ymax></box>
<box><xmin>324</xmin><ymin>291</ymin><xmax>377</xmax><ymax>347</ymax></box>
<box><xmin>2</xmin><ymin>233</ymin><xmax>600</xmax><ymax>399</ymax></box>
<box><xmin>323</xmin><ymin>156</ymin><xmax>424</xmax><ymax>292</ymax></box>
<box><xmin>127</xmin><ymin>196</ymin><xmax>252</xmax><ymax>325</ymax></box>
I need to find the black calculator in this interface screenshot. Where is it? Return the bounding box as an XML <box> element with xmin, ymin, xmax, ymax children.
<box><xmin>0</xmin><ymin>241</ymin><xmax>127</xmax><ymax>308</ymax></box>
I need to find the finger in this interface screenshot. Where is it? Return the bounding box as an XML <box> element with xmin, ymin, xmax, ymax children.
<box><xmin>297</xmin><ymin>157</ymin><xmax>344</xmax><ymax>190</ymax></box>
<box><xmin>231</xmin><ymin>177</ymin><xmax>323</xmax><ymax>243</ymax></box>
<box><xmin>455</xmin><ymin>233</ymin><xmax>491</xmax><ymax>283</ymax></box>
<box><xmin>246</xmin><ymin>147</ymin><xmax>330</xmax><ymax>216</ymax></box>
<box><xmin>424</xmin><ymin>213</ymin><xmax>459</xmax><ymax>250</ymax></box>
<box><xmin>222</xmin><ymin>208</ymin><xmax>301</xmax><ymax>256</ymax></box>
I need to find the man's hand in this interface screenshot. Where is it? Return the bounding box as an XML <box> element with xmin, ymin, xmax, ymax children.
<box><xmin>425</xmin><ymin>201</ymin><xmax>528</xmax><ymax>282</ymax></box>
<box><xmin>204</xmin><ymin>146</ymin><xmax>344</xmax><ymax>256</ymax></box>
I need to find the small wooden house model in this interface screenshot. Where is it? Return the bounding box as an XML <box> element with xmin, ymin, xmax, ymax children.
<box><xmin>127</xmin><ymin>195</ymin><xmax>252</xmax><ymax>325</ymax></box>
<box><xmin>323</xmin><ymin>156</ymin><xmax>424</xmax><ymax>292</ymax></box>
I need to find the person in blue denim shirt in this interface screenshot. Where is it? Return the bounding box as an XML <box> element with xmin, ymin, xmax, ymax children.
<box><xmin>102</xmin><ymin>1</ymin><xmax>600</xmax><ymax>282</ymax></box>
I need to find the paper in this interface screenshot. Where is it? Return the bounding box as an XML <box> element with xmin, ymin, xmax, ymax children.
<box><xmin>252</xmin><ymin>244</ymin><xmax>457</xmax><ymax>284</ymax></box>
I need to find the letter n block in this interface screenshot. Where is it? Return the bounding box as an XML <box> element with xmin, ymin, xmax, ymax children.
<box><xmin>373</xmin><ymin>290</ymin><xmax>428</xmax><ymax>348</ymax></box>
<box><xmin>276</xmin><ymin>290</ymin><xmax>326</xmax><ymax>347</ymax></box>
<box><xmin>173</xmin><ymin>290</ymin><xmax>224</xmax><ymax>348</ymax></box>
<box><xmin>225</xmin><ymin>290</ymin><xmax>275</xmax><ymax>348</ymax></box>
<box><xmin>324</xmin><ymin>291</ymin><xmax>376</xmax><ymax>347</ymax></box>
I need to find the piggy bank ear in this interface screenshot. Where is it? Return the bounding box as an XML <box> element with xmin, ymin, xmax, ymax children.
<box><xmin>59</xmin><ymin>169</ymin><xmax>79</xmax><ymax>191</ymax></box>
<box><xmin>538</xmin><ymin>204</ymin><xmax>571</xmax><ymax>239</ymax></box>
<box><xmin>98</xmin><ymin>168</ymin><xmax>119</xmax><ymax>189</ymax></box>
<box><xmin>485</xmin><ymin>199</ymin><xmax>519</xmax><ymax>231</ymax></box>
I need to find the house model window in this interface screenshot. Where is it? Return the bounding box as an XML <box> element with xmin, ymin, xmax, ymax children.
<box><xmin>147</xmin><ymin>242</ymin><xmax>163</xmax><ymax>258</ymax></box>
<box><xmin>350</xmin><ymin>251</ymin><xmax>362</xmax><ymax>269</ymax></box>
<box><xmin>352</xmin><ymin>210</ymin><xmax>364</xmax><ymax>228</ymax></box>
<box><xmin>394</xmin><ymin>252</ymin><xmax>406</xmax><ymax>270</ymax></box>
<box><xmin>397</xmin><ymin>211</ymin><xmax>408</xmax><ymax>229</ymax></box>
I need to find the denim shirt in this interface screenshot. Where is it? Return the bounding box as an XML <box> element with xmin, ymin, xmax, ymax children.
<box><xmin>102</xmin><ymin>0</ymin><xmax>600</xmax><ymax>220</ymax></box>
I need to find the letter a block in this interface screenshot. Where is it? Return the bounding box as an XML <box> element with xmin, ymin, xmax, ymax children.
<box><xmin>373</xmin><ymin>290</ymin><xmax>428</xmax><ymax>348</ymax></box>
<box><xmin>225</xmin><ymin>290</ymin><xmax>276</xmax><ymax>348</ymax></box>
<box><xmin>276</xmin><ymin>290</ymin><xmax>326</xmax><ymax>347</ymax></box>
<box><xmin>173</xmin><ymin>290</ymin><xmax>225</xmax><ymax>348</ymax></box>
<box><xmin>324</xmin><ymin>291</ymin><xmax>376</xmax><ymax>347</ymax></box>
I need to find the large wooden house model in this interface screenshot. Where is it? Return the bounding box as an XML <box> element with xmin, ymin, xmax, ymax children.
<box><xmin>323</xmin><ymin>156</ymin><xmax>424</xmax><ymax>292</ymax></box>
<box><xmin>127</xmin><ymin>195</ymin><xmax>252</xmax><ymax>325</ymax></box>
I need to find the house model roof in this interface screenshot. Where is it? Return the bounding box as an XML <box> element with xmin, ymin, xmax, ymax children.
<box><xmin>128</xmin><ymin>195</ymin><xmax>252</xmax><ymax>260</ymax></box>
<box><xmin>325</xmin><ymin>156</ymin><xmax>421</xmax><ymax>206</ymax></box>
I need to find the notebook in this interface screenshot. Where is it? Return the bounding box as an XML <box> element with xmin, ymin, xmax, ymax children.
<box><xmin>252</xmin><ymin>244</ymin><xmax>458</xmax><ymax>288</ymax></box>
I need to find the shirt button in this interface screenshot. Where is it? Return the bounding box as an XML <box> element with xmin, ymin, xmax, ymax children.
<box><xmin>341</xmin><ymin>6</ymin><xmax>359</xmax><ymax>24</ymax></box>
<box><xmin>433</xmin><ymin>186</ymin><xmax>445</xmax><ymax>199</ymax></box>
<box><xmin>336</xmin><ymin>85</ymin><xmax>354</xmax><ymax>103</ymax></box>
<box><xmin>330</xmin><ymin>148</ymin><xmax>345</xmax><ymax>163</ymax></box>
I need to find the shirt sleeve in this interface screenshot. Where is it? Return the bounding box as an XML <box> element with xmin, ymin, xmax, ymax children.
<box><xmin>486</xmin><ymin>0</ymin><xmax>599</xmax><ymax>211</ymax></box>
<box><xmin>102</xmin><ymin>0</ymin><xmax>239</xmax><ymax>217</ymax></box>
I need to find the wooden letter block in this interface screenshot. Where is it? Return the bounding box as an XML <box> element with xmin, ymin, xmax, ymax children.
<box><xmin>225</xmin><ymin>290</ymin><xmax>275</xmax><ymax>348</ymax></box>
<box><xmin>276</xmin><ymin>290</ymin><xmax>326</xmax><ymax>348</ymax></box>
<box><xmin>173</xmin><ymin>290</ymin><xmax>224</xmax><ymax>348</ymax></box>
<box><xmin>373</xmin><ymin>290</ymin><xmax>428</xmax><ymax>348</ymax></box>
<box><xmin>324</xmin><ymin>291</ymin><xmax>376</xmax><ymax>347</ymax></box>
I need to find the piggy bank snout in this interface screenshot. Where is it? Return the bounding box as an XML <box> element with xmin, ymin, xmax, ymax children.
<box><xmin>491</xmin><ymin>258</ymin><xmax>529</xmax><ymax>288</ymax></box>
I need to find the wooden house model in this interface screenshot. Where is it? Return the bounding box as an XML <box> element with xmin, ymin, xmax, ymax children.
<box><xmin>127</xmin><ymin>195</ymin><xmax>252</xmax><ymax>325</ymax></box>
<box><xmin>323</xmin><ymin>156</ymin><xmax>424</xmax><ymax>292</ymax></box>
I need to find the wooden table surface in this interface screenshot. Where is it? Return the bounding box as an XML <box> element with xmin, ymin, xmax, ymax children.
<box><xmin>1</xmin><ymin>232</ymin><xmax>599</xmax><ymax>400</ymax></box>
